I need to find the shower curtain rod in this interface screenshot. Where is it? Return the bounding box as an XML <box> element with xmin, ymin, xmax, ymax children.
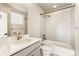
<box><xmin>40</xmin><ymin>5</ymin><xmax>75</xmax><ymax>15</ymax></box>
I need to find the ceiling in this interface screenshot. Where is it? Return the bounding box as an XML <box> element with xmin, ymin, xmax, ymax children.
<box><xmin>5</xmin><ymin>3</ymin><xmax>27</xmax><ymax>14</ymax></box>
<box><xmin>38</xmin><ymin>3</ymin><xmax>74</xmax><ymax>12</ymax></box>
<box><xmin>6</xmin><ymin>3</ymin><xmax>74</xmax><ymax>13</ymax></box>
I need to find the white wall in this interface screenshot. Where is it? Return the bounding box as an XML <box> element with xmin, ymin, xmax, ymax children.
<box><xmin>26</xmin><ymin>3</ymin><xmax>44</xmax><ymax>37</ymax></box>
<box><xmin>41</xmin><ymin>7</ymin><xmax>75</xmax><ymax>46</ymax></box>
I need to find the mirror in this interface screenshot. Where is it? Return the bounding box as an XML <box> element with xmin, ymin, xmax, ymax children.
<box><xmin>10</xmin><ymin>12</ymin><xmax>27</xmax><ymax>36</ymax></box>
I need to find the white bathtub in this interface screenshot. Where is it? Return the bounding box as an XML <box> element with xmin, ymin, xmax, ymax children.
<box><xmin>42</xmin><ymin>40</ymin><xmax>74</xmax><ymax>56</ymax></box>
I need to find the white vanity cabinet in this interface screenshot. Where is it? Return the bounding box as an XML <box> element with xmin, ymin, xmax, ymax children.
<box><xmin>11</xmin><ymin>41</ymin><xmax>41</xmax><ymax>56</ymax></box>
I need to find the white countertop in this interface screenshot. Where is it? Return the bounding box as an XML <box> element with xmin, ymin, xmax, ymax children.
<box><xmin>0</xmin><ymin>35</ymin><xmax>41</xmax><ymax>56</ymax></box>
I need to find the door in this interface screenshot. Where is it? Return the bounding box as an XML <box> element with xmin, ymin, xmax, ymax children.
<box><xmin>0</xmin><ymin>11</ymin><xmax>7</xmax><ymax>37</ymax></box>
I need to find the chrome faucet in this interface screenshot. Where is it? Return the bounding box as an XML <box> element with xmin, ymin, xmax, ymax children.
<box><xmin>17</xmin><ymin>32</ymin><xmax>22</xmax><ymax>40</ymax></box>
<box><xmin>13</xmin><ymin>32</ymin><xmax>22</xmax><ymax>40</ymax></box>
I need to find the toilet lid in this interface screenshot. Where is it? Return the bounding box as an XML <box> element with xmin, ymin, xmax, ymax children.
<box><xmin>41</xmin><ymin>45</ymin><xmax>52</xmax><ymax>51</ymax></box>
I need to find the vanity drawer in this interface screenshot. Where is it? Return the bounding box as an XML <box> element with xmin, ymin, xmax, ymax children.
<box><xmin>12</xmin><ymin>41</ymin><xmax>41</xmax><ymax>56</ymax></box>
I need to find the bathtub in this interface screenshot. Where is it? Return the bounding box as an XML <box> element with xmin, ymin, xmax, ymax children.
<box><xmin>42</xmin><ymin>40</ymin><xmax>74</xmax><ymax>56</ymax></box>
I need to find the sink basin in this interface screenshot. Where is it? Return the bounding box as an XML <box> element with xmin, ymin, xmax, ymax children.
<box><xmin>7</xmin><ymin>36</ymin><xmax>31</xmax><ymax>51</ymax></box>
<box><xmin>7</xmin><ymin>34</ymin><xmax>31</xmax><ymax>44</ymax></box>
<box><xmin>10</xmin><ymin>39</ymin><xmax>31</xmax><ymax>52</ymax></box>
<box><xmin>8</xmin><ymin>37</ymin><xmax>31</xmax><ymax>44</ymax></box>
<box><xmin>12</xmin><ymin>39</ymin><xmax>31</xmax><ymax>44</ymax></box>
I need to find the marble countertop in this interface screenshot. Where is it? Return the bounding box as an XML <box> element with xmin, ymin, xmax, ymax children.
<box><xmin>0</xmin><ymin>35</ymin><xmax>41</xmax><ymax>56</ymax></box>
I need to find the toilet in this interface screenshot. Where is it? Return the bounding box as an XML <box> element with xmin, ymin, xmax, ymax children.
<box><xmin>41</xmin><ymin>45</ymin><xmax>52</xmax><ymax>56</ymax></box>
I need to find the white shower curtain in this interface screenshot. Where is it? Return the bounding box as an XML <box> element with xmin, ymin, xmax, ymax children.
<box><xmin>41</xmin><ymin>7</ymin><xmax>75</xmax><ymax>46</ymax></box>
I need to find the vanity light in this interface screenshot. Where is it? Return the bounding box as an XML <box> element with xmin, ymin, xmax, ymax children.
<box><xmin>53</xmin><ymin>5</ymin><xmax>57</xmax><ymax>8</ymax></box>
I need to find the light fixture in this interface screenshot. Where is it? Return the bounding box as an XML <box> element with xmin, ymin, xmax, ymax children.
<box><xmin>53</xmin><ymin>5</ymin><xmax>57</xmax><ymax>8</ymax></box>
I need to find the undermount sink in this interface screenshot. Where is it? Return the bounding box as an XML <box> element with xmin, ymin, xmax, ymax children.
<box><xmin>8</xmin><ymin>38</ymin><xmax>31</xmax><ymax>44</ymax></box>
<box><xmin>11</xmin><ymin>38</ymin><xmax>31</xmax><ymax>44</ymax></box>
<box><xmin>10</xmin><ymin>39</ymin><xmax>31</xmax><ymax>51</ymax></box>
<box><xmin>7</xmin><ymin>35</ymin><xmax>31</xmax><ymax>51</ymax></box>
<box><xmin>8</xmin><ymin>35</ymin><xmax>31</xmax><ymax>44</ymax></box>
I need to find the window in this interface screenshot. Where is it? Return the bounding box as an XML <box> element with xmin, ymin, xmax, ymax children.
<box><xmin>11</xmin><ymin>12</ymin><xmax>24</xmax><ymax>25</ymax></box>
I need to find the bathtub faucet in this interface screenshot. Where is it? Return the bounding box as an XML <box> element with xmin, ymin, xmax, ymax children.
<box><xmin>42</xmin><ymin>34</ymin><xmax>46</xmax><ymax>40</ymax></box>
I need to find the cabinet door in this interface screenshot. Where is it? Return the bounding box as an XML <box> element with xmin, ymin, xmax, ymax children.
<box><xmin>28</xmin><ymin>47</ymin><xmax>40</xmax><ymax>56</ymax></box>
<box><xmin>0</xmin><ymin>11</ymin><xmax>7</xmax><ymax>37</ymax></box>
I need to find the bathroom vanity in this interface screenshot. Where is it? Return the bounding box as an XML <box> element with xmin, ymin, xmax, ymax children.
<box><xmin>11</xmin><ymin>40</ymin><xmax>41</xmax><ymax>56</ymax></box>
<box><xmin>0</xmin><ymin>35</ymin><xmax>41</xmax><ymax>56</ymax></box>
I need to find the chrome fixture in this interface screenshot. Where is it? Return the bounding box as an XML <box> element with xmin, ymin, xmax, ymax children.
<box><xmin>13</xmin><ymin>32</ymin><xmax>22</xmax><ymax>40</ymax></box>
